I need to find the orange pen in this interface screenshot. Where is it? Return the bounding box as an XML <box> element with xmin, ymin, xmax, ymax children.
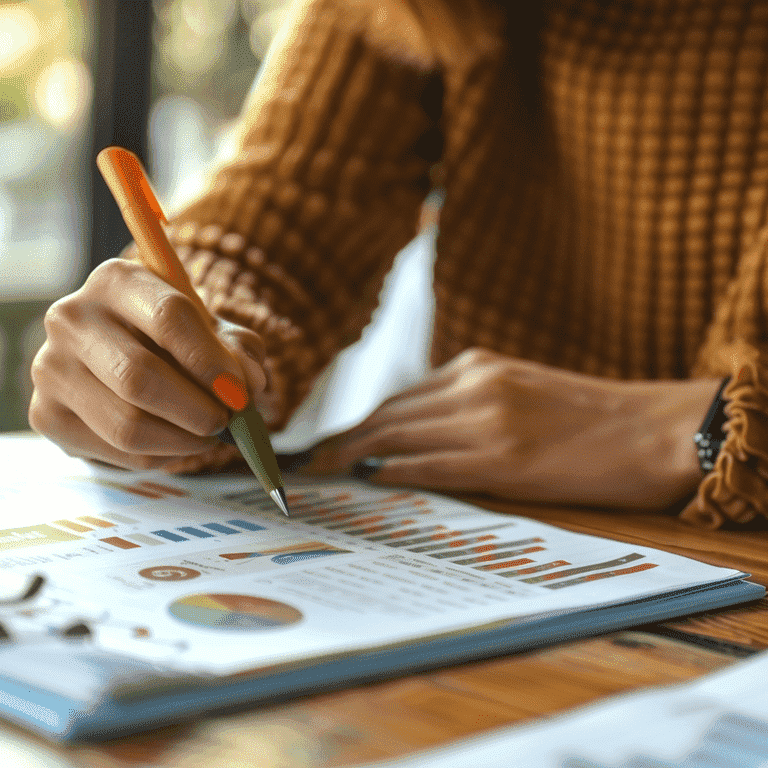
<box><xmin>97</xmin><ymin>146</ymin><xmax>289</xmax><ymax>517</ymax></box>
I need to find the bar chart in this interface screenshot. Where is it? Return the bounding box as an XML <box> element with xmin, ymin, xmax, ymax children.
<box><xmin>219</xmin><ymin>485</ymin><xmax>660</xmax><ymax>589</ymax></box>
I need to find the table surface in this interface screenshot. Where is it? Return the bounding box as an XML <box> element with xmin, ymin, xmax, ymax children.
<box><xmin>6</xmin><ymin>494</ymin><xmax>768</xmax><ymax>768</ymax></box>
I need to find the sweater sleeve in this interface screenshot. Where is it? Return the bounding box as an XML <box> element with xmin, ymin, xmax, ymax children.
<box><xmin>683</xmin><ymin>225</ymin><xmax>768</xmax><ymax>528</ymax></box>
<box><xmin>154</xmin><ymin>0</ymin><xmax>442</xmax><ymax>471</ymax></box>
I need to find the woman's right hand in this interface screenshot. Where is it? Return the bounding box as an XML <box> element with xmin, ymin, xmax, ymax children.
<box><xmin>28</xmin><ymin>258</ymin><xmax>268</xmax><ymax>470</ymax></box>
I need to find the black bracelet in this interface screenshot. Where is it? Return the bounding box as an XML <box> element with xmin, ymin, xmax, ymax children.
<box><xmin>694</xmin><ymin>377</ymin><xmax>732</xmax><ymax>473</ymax></box>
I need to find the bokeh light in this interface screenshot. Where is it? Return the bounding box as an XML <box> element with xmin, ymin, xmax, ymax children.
<box><xmin>0</xmin><ymin>4</ymin><xmax>42</xmax><ymax>74</ymax></box>
<box><xmin>33</xmin><ymin>56</ymin><xmax>91</xmax><ymax>130</ymax></box>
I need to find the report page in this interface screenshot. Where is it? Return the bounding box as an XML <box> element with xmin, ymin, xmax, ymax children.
<box><xmin>0</xmin><ymin>436</ymin><xmax>746</xmax><ymax>676</ymax></box>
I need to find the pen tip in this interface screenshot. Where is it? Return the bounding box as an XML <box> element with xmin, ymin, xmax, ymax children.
<box><xmin>270</xmin><ymin>488</ymin><xmax>290</xmax><ymax>517</ymax></box>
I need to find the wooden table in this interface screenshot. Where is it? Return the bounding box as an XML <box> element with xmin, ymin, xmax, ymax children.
<box><xmin>5</xmin><ymin>496</ymin><xmax>768</xmax><ymax>768</ymax></box>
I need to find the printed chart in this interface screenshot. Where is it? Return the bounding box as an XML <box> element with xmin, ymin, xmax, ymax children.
<box><xmin>168</xmin><ymin>594</ymin><xmax>303</xmax><ymax>631</ymax></box>
<box><xmin>0</xmin><ymin>511</ymin><xmax>269</xmax><ymax>567</ymax></box>
<box><xmin>219</xmin><ymin>486</ymin><xmax>660</xmax><ymax>589</ymax></box>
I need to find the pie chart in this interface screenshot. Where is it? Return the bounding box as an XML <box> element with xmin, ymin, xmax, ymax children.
<box><xmin>168</xmin><ymin>593</ymin><xmax>303</xmax><ymax>630</ymax></box>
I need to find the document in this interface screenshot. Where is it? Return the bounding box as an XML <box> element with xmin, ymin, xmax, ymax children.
<box><xmin>352</xmin><ymin>641</ymin><xmax>768</xmax><ymax>768</ymax></box>
<box><xmin>0</xmin><ymin>434</ymin><xmax>762</xmax><ymax>741</ymax></box>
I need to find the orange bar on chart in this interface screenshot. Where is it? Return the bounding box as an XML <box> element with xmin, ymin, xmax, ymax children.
<box><xmin>78</xmin><ymin>516</ymin><xmax>116</xmax><ymax>528</ymax></box>
<box><xmin>55</xmin><ymin>519</ymin><xmax>93</xmax><ymax>533</ymax></box>
<box><xmin>138</xmin><ymin>481</ymin><xmax>188</xmax><ymax>497</ymax></box>
<box><xmin>101</xmin><ymin>536</ymin><xmax>140</xmax><ymax>550</ymax></box>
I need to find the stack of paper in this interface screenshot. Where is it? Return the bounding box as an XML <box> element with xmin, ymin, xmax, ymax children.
<box><xmin>0</xmin><ymin>435</ymin><xmax>762</xmax><ymax>741</ymax></box>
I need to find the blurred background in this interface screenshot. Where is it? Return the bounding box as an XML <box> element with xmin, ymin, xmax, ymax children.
<box><xmin>0</xmin><ymin>0</ymin><xmax>284</xmax><ymax>432</ymax></box>
<box><xmin>0</xmin><ymin>0</ymin><xmax>436</xmax><ymax>445</ymax></box>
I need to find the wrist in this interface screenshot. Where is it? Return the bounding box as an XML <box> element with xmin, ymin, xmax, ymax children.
<box><xmin>649</xmin><ymin>378</ymin><xmax>725</xmax><ymax>505</ymax></box>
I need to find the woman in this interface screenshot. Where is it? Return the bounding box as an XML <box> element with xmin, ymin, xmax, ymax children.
<box><xmin>28</xmin><ymin>0</ymin><xmax>768</xmax><ymax>527</ymax></box>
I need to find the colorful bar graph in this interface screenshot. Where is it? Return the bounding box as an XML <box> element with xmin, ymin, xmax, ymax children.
<box><xmin>77</xmin><ymin>516</ymin><xmax>116</xmax><ymax>528</ymax></box>
<box><xmin>151</xmin><ymin>530</ymin><xmax>188</xmax><ymax>542</ymax></box>
<box><xmin>521</xmin><ymin>553</ymin><xmax>645</xmax><ymax>584</ymax></box>
<box><xmin>201</xmin><ymin>522</ymin><xmax>239</xmax><ymax>535</ymax></box>
<box><xmin>100</xmin><ymin>536</ymin><xmax>140</xmax><ymax>550</ymax></box>
<box><xmin>54</xmin><ymin>519</ymin><xmax>92</xmax><ymax>533</ymax></box>
<box><xmin>498</xmin><ymin>560</ymin><xmax>570</xmax><ymax>578</ymax></box>
<box><xmin>178</xmin><ymin>527</ymin><xmax>214</xmax><ymax>539</ymax></box>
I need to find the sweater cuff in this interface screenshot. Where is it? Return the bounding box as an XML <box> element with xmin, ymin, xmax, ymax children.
<box><xmin>681</xmin><ymin>355</ymin><xmax>768</xmax><ymax>528</ymax></box>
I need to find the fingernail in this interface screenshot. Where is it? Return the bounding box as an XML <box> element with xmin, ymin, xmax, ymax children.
<box><xmin>350</xmin><ymin>457</ymin><xmax>385</xmax><ymax>481</ymax></box>
<box><xmin>212</xmin><ymin>372</ymin><xmax>249</xmax><ymax>411</ymax></box>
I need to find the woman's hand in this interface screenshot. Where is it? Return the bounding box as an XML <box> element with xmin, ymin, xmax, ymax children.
<box><xmin>28</xmin><ymin>258</ymin><xmax>268</xmax><ymax>471</ymax></box>
<box><xmin>304</xmin><ymin>348</ymin><xmax>723</xmax><ymax>510</ymax></box>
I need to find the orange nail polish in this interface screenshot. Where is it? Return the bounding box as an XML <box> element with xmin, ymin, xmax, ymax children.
<box><xmin>213</xmin><ymin>373</ymin><xmax>249</xmax><ymax>411</ymax></box>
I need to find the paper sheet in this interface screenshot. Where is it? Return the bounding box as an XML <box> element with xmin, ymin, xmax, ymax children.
<box><xmin>0</xmin><ymin>436</ymin><xmax>746</xmax><ymax>677</ymax></box>
<box><xmin>352</xmin><ymin>643</ymin><xmax>768</xmax><ymax>768</ymax></box>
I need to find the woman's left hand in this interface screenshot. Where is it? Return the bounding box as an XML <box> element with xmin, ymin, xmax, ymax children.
<box><xmin>303</xmin><ymin>348</ymin><xmax>723</xmax><ymax>510</ymax></box>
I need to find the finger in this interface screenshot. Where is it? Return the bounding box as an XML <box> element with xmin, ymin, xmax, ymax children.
<box><xmin>330</xmin><ymin>379</ymin><xmax>464</xmax><ymax>447</ymax></box>
<box><xmin>310</xmin><ymin>418</ymin><xmax>471</xmax><ymax>472</ymax></box>
<box><xmin>216</xmin><ymin>319</ymin><xmax>268</xmax><ymax>397</ymax></box>
<box><xmin>361</xmin><ymin>451</ymin><xmax>489</xmax><ymax>493</ymax></box>
<box><xmin>99</xmin><ymin>263</ymin><xmax>251</xmax><ymax>402</ymax></box>
<box><xmin>29</xmin><ymin>393</ymin><xmax>181</xmax><ymax>471</ymax></box>
<box><xmin>73</xmin><ymin>318</ymin><xmax>230</xmax><ymax>437</ymax></box>
<box><xmin>353</xmin><ymin>389</ymin><xmax>460</xmax><ymax>434</ymax></box>
<box><xmin>363</xmin><ymin>364</ymin><xmax>464</xmax><ymax>412</ymax></box>
<box><xmin>53</xmin><ymin>358</ymin><xmax>221</xmax><ymax>457</ymax></box>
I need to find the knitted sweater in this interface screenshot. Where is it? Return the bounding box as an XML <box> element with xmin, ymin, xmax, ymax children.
<box><xmin>164</xmin><ymin>0</ymin><xmax>768</xmax><ymax>528</ymax></box>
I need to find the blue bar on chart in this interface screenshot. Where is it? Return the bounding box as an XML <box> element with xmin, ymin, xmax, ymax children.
<box><xmin>227</xmin><ymin>519</ymin><xmax>265</xmax><ymax>532</ymax></box>
<box><xmin>152</xmin><ymin>530</ymin><xmax>188</xmax><ymax>542</ymax></box>
<box><xmin>178</xmin><ymin>527</ymin><xmax>214</xmax><ymax>539</ymax></box>
<box><xmin>202</xmin><ymin>523</ymin><xmax>240</xmax><ymax>535</ymax></box>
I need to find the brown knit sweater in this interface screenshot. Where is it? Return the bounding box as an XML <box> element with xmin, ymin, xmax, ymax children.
<box><xmin>163</xmin><ymin>0</ymin><xmax>768</xmax><ymax>528</ymax></box>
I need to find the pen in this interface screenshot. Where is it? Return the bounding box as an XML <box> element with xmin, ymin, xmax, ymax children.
<box><xmin>96</xmin><ymin>146</ymin><xmax>290</xmax><ymax>517</ymax></box>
